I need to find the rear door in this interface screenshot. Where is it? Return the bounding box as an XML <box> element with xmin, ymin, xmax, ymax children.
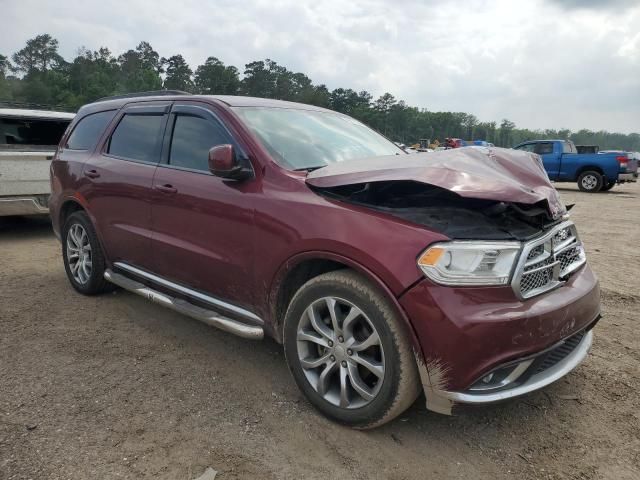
<box><xmin>149</xmin><ymin>102</ymin><xmax>257</xmax><ymax>313</ymax></box>
<box><xmin>81</xmin><ymin>102</ymin><xmax>170</xmax><ymax>270</ymax></box>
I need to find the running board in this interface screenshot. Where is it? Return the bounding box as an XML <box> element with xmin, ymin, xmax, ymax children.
<box><xmin>104</xmin><ymin>269</ymin><xmax>264</xmax><ymax>340</ymax></box>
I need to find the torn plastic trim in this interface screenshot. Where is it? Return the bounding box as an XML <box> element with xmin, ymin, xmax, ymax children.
<box><xmin>413</xmin><ymin>350</ymin><xmax>455</xmax><ymax>415</ymax></box>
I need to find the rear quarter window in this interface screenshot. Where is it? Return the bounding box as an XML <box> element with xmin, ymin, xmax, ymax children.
<box><xmin>66</xmin><ymin>110</ymin><xmax>116</xmax><ymax>150</ymax></box>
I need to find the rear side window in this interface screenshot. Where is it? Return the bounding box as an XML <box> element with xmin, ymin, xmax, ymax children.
<box><xmin>169</xmin><ymin>114</ymin><xmax>230</xmax><ymax>171</ymax></box>
<box><xmin>534</xmin><ymin>143</ymin><xmax>553</xmax><ymax>155</ymax></box>
<box><xmin>108</xmin><ymin>114</ymin><xmax>164</xmax><ymax>163</ymax></box>
<box><xmin>66</xmin><ymin>110</ymin><xmax>115</xmax><ymax>150</ymax></box>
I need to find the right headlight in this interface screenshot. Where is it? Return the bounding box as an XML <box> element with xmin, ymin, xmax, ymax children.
<box><xmin>417</xmin><ymin>241</ymin><xmax>521</xmax><ymax>286</ymax></box>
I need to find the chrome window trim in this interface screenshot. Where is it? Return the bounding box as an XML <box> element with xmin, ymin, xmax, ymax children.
<box><xmin>114</xmin><ymin>262</ymin><xmax>263</xmax><ymax>325</ymax></box>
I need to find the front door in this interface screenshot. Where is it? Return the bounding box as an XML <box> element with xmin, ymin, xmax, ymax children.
<box><xmin>150</xmin><ymin>103</ymin><xmax>257</xmax><ymax>313</ymax></box>
<box><xmin>81</xmin><ymin>102</ymin><xmax>170</xmax><ymax>270</ymax></box>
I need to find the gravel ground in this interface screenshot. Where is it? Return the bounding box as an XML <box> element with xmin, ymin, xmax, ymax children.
<box><xmin>1</xmin><ymin>183</ymin><xmax>638</xmax><ymax>480</ymax></box>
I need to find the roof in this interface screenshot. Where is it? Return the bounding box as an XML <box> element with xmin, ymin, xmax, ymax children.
<box><xmin>208</xmin><ymin>95</ymin><xmax>333</xmax><ymax>112</ymax></box>
<box><xmin>0</xmin><ymin>108</ymin><xmax>76</xmax><ymax>120</ymax></box>
<box><xmin>80</xmin><ymin>94</ymin><xmax>333</xmax><ymax>116</ymax></box>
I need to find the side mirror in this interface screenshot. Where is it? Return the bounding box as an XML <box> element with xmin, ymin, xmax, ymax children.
<box><xmin>208</xmin><ymin>144</ymin><xmax>252</xmax><ymax>181</ymax></box>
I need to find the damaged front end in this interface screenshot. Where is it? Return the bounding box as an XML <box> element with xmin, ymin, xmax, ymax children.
<box><xmin>306</xmin><ymin>147</ymin><xmax>598</xmax><ymax>415</ymax></box>
<box><xmin>306</xmin><ymin>147</ymin><xmax>568</xmax><ymax>242</ymax></box>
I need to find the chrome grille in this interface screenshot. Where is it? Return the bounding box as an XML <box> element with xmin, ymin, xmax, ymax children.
<box><xmin>513</xmin><ymin>221</ymin><xmax>586</xmax><ymax>299</ymax></box>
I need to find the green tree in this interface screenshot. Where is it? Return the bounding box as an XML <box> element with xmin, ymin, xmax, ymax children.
<box><xmin>194</xmin><ymin>57</ymin><xmax>239</xmax><ymax>94</ymax></box>
<box><xmin>117</xmin><ymin>42</ymin><xmax>162</xmax><ymax>92</ymax></box>
<box><xmin>163</xmin><ymin>54</ymin><xmax>193</xmax><ymax>91</ymax></box>
<box><xmin>12</xmin><ymin>34</ymin><xmax>64</xmax><ymax>74</ymax></box>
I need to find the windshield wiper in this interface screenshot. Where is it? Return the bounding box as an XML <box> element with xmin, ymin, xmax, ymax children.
<box><xmin>293</xmin><ymin>165</ymin><xmax>326</xmax><ymax>172</ymax></box>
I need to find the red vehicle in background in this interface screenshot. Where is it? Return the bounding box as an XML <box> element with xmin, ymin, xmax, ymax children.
<box><xmin>50</xmin><ymin>92</ymin><xmax>600</xmax><ymax>428</ymax></box>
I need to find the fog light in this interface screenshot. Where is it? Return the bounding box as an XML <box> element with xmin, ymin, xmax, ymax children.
<box><xmin>482</xmin><ymin>373</ymin><xmax>494</xmax><ymax>384</ymax></box>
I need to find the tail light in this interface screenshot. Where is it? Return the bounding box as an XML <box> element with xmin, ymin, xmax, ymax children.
<box><xmin>616</xmin><ymin>155</ymin><xmax>628</xmax><ymax>171</ymax></box>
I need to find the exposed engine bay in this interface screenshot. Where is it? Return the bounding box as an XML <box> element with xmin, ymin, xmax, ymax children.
<box><xmin>314</xmin><ymin>180</ymin><xmax>567</xmax><ymax>241</ymax></box>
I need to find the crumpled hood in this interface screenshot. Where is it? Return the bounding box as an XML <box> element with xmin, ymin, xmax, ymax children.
<box><xmin>306</xmin><ymin>147</ymin><xmax>566</xmax><ymax>219</ymax></box>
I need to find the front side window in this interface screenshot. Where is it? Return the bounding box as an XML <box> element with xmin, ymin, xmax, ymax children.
<box><xmin>232</xmin><ymin>107</ymin><xmax>404</xmax><ymax>170</ymax></box>
<box><xmin>66</xmin><ymin>110</ymin><xmax>115</xmax><ymax>150</ymax></box>
<box><xmin>169</xmin><ymin>114</ymin><xmax>229</xmax><ymax>171</ymax></box>
<box><xmin>516</xmin><ymin>143</ymin><xmax>535</xmax><ymax>153</ymax></box>
<box><xmin>107</xmin><ymin>113</ymin><xmax>164</xmax><ymax>162</ymax></box>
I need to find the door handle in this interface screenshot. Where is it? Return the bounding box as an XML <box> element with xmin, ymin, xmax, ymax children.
<box><xmin>84</xmin><ymin>169</ymin><xmax>100</xmax><ymax>179</ymax></box>
<box><xmin>155</xmin><ymin>184</ymin><xmax>177</xmax><ymax>194</ymax></box>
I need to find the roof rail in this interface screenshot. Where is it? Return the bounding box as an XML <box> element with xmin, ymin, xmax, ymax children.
<box><xmin>95</xmin><ymin>90</ymin><xmax>190</xmax><ymax>102</ymax></box>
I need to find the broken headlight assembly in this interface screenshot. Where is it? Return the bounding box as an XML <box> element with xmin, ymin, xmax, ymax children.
<box><xmin>417</xmin><ymin>241</ymin><xmax>521</xmax><ymax>286</ymax></box>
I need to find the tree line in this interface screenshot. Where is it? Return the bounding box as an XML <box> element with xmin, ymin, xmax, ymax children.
<box><xmin>1</xmin><ymin>34</ymin><xmax>638</xmax><ymax>151</ymax></box>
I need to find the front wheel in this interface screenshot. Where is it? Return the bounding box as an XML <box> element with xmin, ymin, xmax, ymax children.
<box><xmin>577</xmin><ymin>171</ymin><xmax>603</xmax><ymax>192</ymax></box>
<box><xmin>283</xmin><ymin>270</ymin><xmax>420</xmax><ymax>429</ymax></box>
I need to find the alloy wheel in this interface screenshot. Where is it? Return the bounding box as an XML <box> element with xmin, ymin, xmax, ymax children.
<box><xmin>66</xmin><ymin>223</ymin><xmax>92</xmax><ymax>284</ymax></box>
<box><xmin>296</xmin><ymin>297</ymin><xmax>385</xmax><ymax>409</ymax></box>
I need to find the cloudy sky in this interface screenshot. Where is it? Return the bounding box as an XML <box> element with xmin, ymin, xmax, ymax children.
<box><xmin>2</xmin><ymin>0</ymin><xmax>639</xmax><ymax>133</ymax></box>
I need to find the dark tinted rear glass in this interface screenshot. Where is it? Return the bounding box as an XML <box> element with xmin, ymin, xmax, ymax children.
<box><xmin>108</xmin><ymin>114</ymin><xmax>164</xmax><ymax>162</ymax></box>
<box><xmin>535</xmin><ymin>143</ymin><xmax>553</xmax><ymax>155</ymax></box>
<box><xmin>169</xmin><ymin>115</ymin><xmax>229</xmax><ymax>171</ymax></box>
<box><xmin>0</xmin><ymin>117</ymin><xmax>71</xmax><ymax>146</ymax></box>
<box><xmin>66</xmin><ymin>110</ymin><xmax>115</xmax><ymax>150</ymax></box>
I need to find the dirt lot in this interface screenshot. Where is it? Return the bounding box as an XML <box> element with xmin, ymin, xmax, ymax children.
<box><xmin>1</xmin><ymin>183</ymin><xmax>639</xmax><ymax>480</ymax></box>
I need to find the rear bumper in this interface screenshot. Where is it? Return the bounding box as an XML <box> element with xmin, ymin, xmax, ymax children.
<box><xmin>401</xmin><ymin>264</ymin><xmax>600</xmax><ymax>415</ymax></box>
<box><xmin>0</xmin><ymin>196</ymin><xmax>49</xmax><ymax>216</ymax></box>
<box><xmin>618</xmin><ymin>172</ymin><xmax>638</xmax><ymax>183</ymax></box>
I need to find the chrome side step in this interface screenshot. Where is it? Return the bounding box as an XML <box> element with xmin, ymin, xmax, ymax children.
<box><xmin>104</xmin><ymin>269</ymin><xmax>264</xmax><ymax>340</ymax></box>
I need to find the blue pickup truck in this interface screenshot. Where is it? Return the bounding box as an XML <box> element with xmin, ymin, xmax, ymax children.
<box><xmin>513</xmin><ymin>139</ymin><xmax>638</xmax><ymax>192</ymax></box>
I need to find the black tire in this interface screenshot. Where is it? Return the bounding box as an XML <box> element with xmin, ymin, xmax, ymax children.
<box><xmin>577</xmin><ymin>171</ymin><xmax>603</xmax><ymax>192</ymax></box>
<box><xmin>62</xmin><ymin>211</ymin><xmax>113</xmax><ymax>295</ymax></box>
<box><xmin>600</xmin><ymin>181</ymin><xmax>616</xmax><ymax>192</ymax></box>
<box><xmin>283</xmin><ymin>270</ymin><xmax>420</xmax><ymax>429</ymax></box>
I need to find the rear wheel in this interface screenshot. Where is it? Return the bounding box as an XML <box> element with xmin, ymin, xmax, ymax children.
<box><xmin>577</xmin><ymin>171</ymin><xmax>603</xmax><ymax>192</ymax></box>
<box><xmin>283</xmin><ymin>270</ymin><xmax>420</xmax><ymax>429</ymax></box>
<box><xmin>600</xmin><ymin>181</ymin><xmax>616</xmax><ymax>192</ymax></box>
<box><xmin>62</xmin><ymin>211</ymin><xmax>113</xmax><ymax>295</ymax></box>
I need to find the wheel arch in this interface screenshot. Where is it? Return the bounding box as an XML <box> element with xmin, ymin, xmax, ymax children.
<box><xmin>268</xmin><ymin>251</ymin><xmax>423</xmax><ymax>357</ymax></box>
<box><xmin>575</xmin><ymin>165</ymin><xmax>605</xmax><ymax>180</ymax></box>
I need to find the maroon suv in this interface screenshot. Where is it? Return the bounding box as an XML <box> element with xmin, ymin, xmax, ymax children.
<box><xmin>50</xmin><ymin>92</ymin><xmax>600</xmax><ymax>428</ymax></box>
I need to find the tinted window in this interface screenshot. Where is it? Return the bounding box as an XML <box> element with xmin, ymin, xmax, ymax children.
<box><xmin>516</xmin><ymin>144</ymin><xmax>535</xmax><ymax>152</ymax></box>
<box><xmin>535</xmin><ymin>143</ymin><xmax>554</xmax><ymax>155</ymax></box>
<box><xmin>108</xmin><ymin>114</ymin><xmax>164</xmax><ymax>162</ymax></box>
<box><xmin>0</xmin><ymin>117</ymin><xmax>71</xmax><ymax>147</ymax></box>
<box><xmin>169</xmin><ymin>114</ymin><xmax>229</xmax><ymax>171</ymax></box>
<box><xmin>66</xmin><ymin>110</ymin><xmax>115</xmax><ymax>150</ymax></box>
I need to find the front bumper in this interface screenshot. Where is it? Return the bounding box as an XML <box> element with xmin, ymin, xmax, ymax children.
<box><xmin>617</xmin><ymin>172</ymin><xmax>638</xmax><ymax>183</ymax></box>
<box><xmin>0</xmin><ymin>195</ymin><xmax>49</xmax><ymax>216</ymax></box>
<box><xmin>401</xmin><ymin>264</ymin><xmax>600</xmax><ymax>415</ymax></box>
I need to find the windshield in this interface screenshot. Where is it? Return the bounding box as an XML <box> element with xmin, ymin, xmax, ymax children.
<box><xmin>232</xmin><ymin>107</ymin><xmax>404</xmax><ymax>170</ymax></box>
